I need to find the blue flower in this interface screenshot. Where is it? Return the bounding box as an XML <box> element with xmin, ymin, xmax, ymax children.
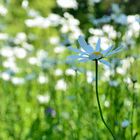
<box><xmin>67</xmin><ymin>35</ymin><xmax>123</xmax><ymax>66</ymax></box>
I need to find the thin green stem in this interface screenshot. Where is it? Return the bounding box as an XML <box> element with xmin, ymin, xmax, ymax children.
<box><xmin>95</xmin><ymin>60</ymin><xmax>116</xmax><ymax>140</ymax></box>
<box><xmin>75</xmin><ymin>70</ymin><xmax>80</xmax><ymax>139</ymax></box>
<box><xmin>131</xmin><ymin>83</ymin><xmax>135</xmax><ymax>140</ymax></box>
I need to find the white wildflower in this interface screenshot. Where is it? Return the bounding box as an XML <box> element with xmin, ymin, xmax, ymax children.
<box><xmin>0</xmin><ymin>5</ymin><xmax>8</xmax><ymax>16</ymax></box>
<box><xmin>38</xmin><ymin>74</ymin><xmax>48</xmax><ymax>84</ymax></box>
<box><xmin>57</xmin><ymin>0</ymin><xmax>78</xmax><ymax>9</ymax></box>
<box><xmin>54</xmin><ymin>69</ymin><xmax>63</xmax><ymax>76</ymax></box>
<box><xmin>11</xmin><ymin>77</ymin><xmax>25</xmax><ymax>85</ymax></box>
<box><xmin>55</xmin><ymin>79</ymin><xmax>67</xmax><ymax>91</ymax></box>
<box><xmin>65</xmin><ymin>68</ymin><xmax>75</xmax><ymax>76</ymax></box>
<box><xmin>54</xmin><ymin>46</ymin><xmax>65</xmax><ymax>54</ymax></box>
<box><xmin>86</xmin><ymin>71</ymin><xmax>94</xmax><ymax>83</ymax></box>
<box><xmin>14</xmin><ymin>47</ymin><xmax>27</xmax><ymax>59</ymax></box>
<box><xmin>37</xmin><ymin>94</ymin><xmax>50</xmax><ymax>104</ymax></box>
<box><xmin>104</xmin><ymin>100</ymin><xmax>110</xmax><ymax>108</ymax></box>
<box><xmin>28</xmin><ymin>57</ymin><xmax>38</xmax><ymax>65</ymax></box>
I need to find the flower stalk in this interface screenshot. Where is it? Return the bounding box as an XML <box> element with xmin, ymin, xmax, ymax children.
<box><xmin>131</xmin><ymin>80</ymin><xmax>136</xmax><ymax>140</ymax></box>
<box><xmin>67</xmin><ymin>35</ymin><xmax>123</xmax><ymax>139</ymax></box>
<box><xmin>95</xmin><ymin>60</ymin><xmax>116</xmax><ymax>140</ymax></box>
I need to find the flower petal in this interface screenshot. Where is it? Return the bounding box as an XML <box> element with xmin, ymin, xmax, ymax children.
<box><xmin>67</xmin><ymin>55</ymin><xmax>84</xmax><ymax>60</ymax></box>
<box><xmin>96</xmin><ymin>38</ymin><xmax>101</xmax><ymax>51</ymax></box>
<box><xmin>68</xmin><ymin>46</ymin><xmax>81</xmax><ymax>53</ymax></box>
<box><xmin>79</xmin><ymin>58</ymin><xmax>89</xmax><ymax>62</ymax></box>
<box><xmin>80</xmin><ymin>51</ymin><xmax>89</xmax><ymax>55</ymax></box>
<box><xmin>78</xmin><ymin>36</ymin><xmax>88</xmax><ymax>50</ymax></box>
<box><xmin>106</xmin><ymin>46</ymin><xmax>123</xmax><ymax>56</ymax></box>
<box><xmin>101</xmin><ymin>46</ymin><xmax>114</xmax><ymax>56</ymax></box>
<box><xmin>99</xmin><ymin>59</ymin><xmax>111</xmax><ymax>67</ymax></box>
<box><xmin>78</xmin><ymin>36</ymin><xmax>93</xmax><ymax>53</ymax></box>
<box><xmin>87</xmin><ymin>45</ymin><xmax>94</xmax><ymax>53</ymax></box>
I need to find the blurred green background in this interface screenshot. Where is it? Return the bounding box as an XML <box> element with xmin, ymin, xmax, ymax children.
<box><xmin>0</xmin><ymin>0</ymin><xmax>140</xmax><ymax>140</ymax></box>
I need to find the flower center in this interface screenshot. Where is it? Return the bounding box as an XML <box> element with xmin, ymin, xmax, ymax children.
<box><xmin>93</xmin><ymin>51</ymin><xmax>101</xmax><ymax>56</ymax></box>
<box><xmin>89</xmin><ymin>51</ymin><xmax>103</xmax><ymax>60</ymax></box>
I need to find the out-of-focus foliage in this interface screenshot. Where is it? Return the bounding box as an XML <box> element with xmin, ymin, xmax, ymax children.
<box><xmin>0</xmin><ymin>0</ymin><xmax>140</xmax><ymax>140</ymax></box>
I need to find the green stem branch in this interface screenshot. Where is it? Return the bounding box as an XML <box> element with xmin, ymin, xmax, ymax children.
<box><xmin>95</xmin><ymin>60</ymin><xmax>116</xmax><ymax>140</ymax></box>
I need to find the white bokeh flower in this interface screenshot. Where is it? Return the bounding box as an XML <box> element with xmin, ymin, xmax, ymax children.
<box><xmin>65</xmin><ymin>68</ymin><xmax>76</xmax><ymax>76</ymax></box>
<box><xmin>57</xmin><ymin>0</ymin><xmax>78</xmax><ymax>9</ymax></box>
<box><xmin>0</xmin><ymin>33</ymin><xmax>8</xmax><ymax>40</ymax></box>
<box><xmin>38</xmin><ymin>74</ymin><xmax>48</xmax><ymax>84</ymax></box>
<box><xmin>104</xmin><ymin>100</ymin><xmax>110</xmax><ymax>108</ymax></box>
<box><xmin>28</xmin><ymin>57</ymin><xmax>38</xmax><ymax>65</ymax></box>
<box><xmin>11</xmin><ymin>77</ymin><xmax>25</xmax><ymax>85</ymax></box>
<box><xmin>3</xmin><ymin>58</ymin><xmax>19</xmax><ymax>73</ymax></box>
<box><xmin>55</xmin><ymin>79</ymin><xmax>67</xmax><ymax>91</ymax></box>
<box><xmin>54</xmin><ymin>46</ymin><xmax>65</xmax><ymax>54</ymax></box>
<box><xmin>37</xmin><ymin>94</ymin><xmax>50</xmax><ymax>104</ymax></box>
<box><xmin>86</xmin><ymin>71</ymin><xmax>94</xmax><ymax>83</ymax></box>
<box><xmin>14</xmin><ymin>32</ymin><xmax>27</xmax><ymax>44</ymax></box>
<box><xmin>0</xmin><ymin>72</ymin><xmax>11</xmax><ymax>81</ymax></box>
<box><xmin>22</xmin><ymin>0</ymin><xmax>29</xmax><ymax>9</ymax></box>
<box><xmin>1</xmin><ymin>47</ymin><xmax>14</xmax><ymax>58</ymax></box>
<box><xmin>50</xmin><ymin>37</ymin><xmax>60</xmax><ymax>45</ymax></box>
<box><xmin>116</xmin><ymin>57</ymin><xmax>134</xmax><ymax>75</ymax></box>
<box><xmin>25</xmin><ymin>14</ymin><xmax>61</xmax><ymax>28</ymax></box>
<box><xmin>89</xmin><ymin>28</ymin><xmax>103</xmax><ymax>36</ymax></box>
<box><xmin>54</xmin><ymin>69</ymin><xmax>63</xmax><ymax>76</ymax></box>
<box><xmin>14</xmin><ymin>47</ymin><xmax>27</xmax><ymax>59</ymax></box>
<box><xmin>0</xmin><ymin>5</ymin><xmax>8</xmax><ymax>16</ymax></box>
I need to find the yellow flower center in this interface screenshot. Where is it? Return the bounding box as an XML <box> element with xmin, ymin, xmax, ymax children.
<box><xmin>93</xmin><ymin>51</ymin><xmax>101</xmax><ymax>56</ymax></box>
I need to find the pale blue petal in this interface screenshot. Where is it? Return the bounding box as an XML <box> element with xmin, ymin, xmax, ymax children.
<box><xmin>68</xmin><ymin>46</ymin><xmax>81</xmax><ymax>53</ymax></box>
<box><xmin>78</xmin><ymin>58</ymin><xmax>89</xmax><ymax>62</ymax></box>
<box><xmin>101</xmin><ymin>46</ymin><xmax>114</xmax><ymax>56</ymax></box>
<box><xmin>67</xmin><ymin>54</ymin><xmax>88</xmax><ymax>60</ymax></box>
<box><xmin>106</xmin><ymin>46</ymin><xmax>123</xmax><ymax>56</ymax></box>
<box><xmin>99</xmin><ymin>59</ymin><xmax>111</xmax><ymax>67</ymax></box>
<box><xmin>78</xmin><ymin>36</ymin><xmax>88</xmax><ymax>50</ymax></box>
<box><xmin>113</xmin><ymin>46</ymin><xmax>123</xmax><ymax>53</ymax></box>
<box><xmin>87</xmin><ymin>45</ymin><xmax>94</xmax><ymax>53</ymax></box>
<box><xmin>80</xmin><ymin>51</ymin><xmax>89</xmax><ymax>55</ymax></box>
<box><xmin>96</xmin><ymin>38</ymin><xmax>101</xmax><ymax>51</ymax></box>
<box><xmin>115</xmin><ymin>45</ymin><xmax>123</xmax><ymax>51</ymax></box>
<box><xmin>67</xmin><ymin>55</ymin><xmax>83</xmax><ymax>60</ymax></box>
<box><xmin>78</xmin><ymin>36</ymin><xmax>93</xmax><ymax>54</ymax></box>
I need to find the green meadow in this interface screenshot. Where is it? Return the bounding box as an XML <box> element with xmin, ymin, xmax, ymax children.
<box><xmin>0</xmin><ymin>0</ymin><xmax>140</xmax><ymax>140</ymax></box>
